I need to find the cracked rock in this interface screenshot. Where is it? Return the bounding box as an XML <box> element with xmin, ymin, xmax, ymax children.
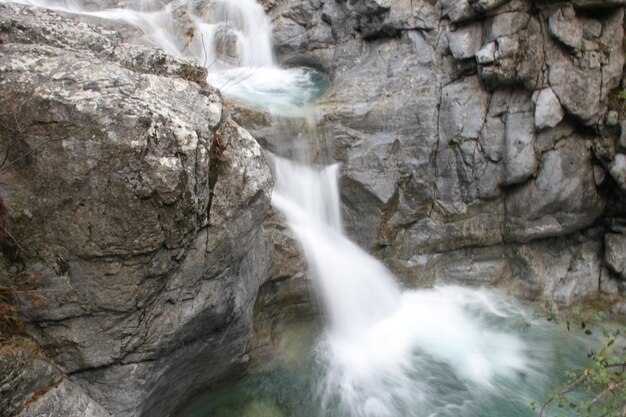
<box><xmin>534</xmin><ymin>87</ymin><xmax>564</xmax><ymax>130</ymax></box>
<box><xmin>548</xmin><ymin>5</ymin><xmax>583</xmax><ymax>51</ymax></box>
<box><xmin>605</xmin><ymin>233</ymin><xmax>626</xmax><ymax>279</ymax></box>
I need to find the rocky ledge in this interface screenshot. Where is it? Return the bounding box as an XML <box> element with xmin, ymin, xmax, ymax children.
<box><xmin>1</xmin><ymin>0</ymin><xmax>626</xmax><ymax>416</ymax></box>
<box><xmin>0</xmin><ymin>3</ymin><xmax>273</xmax><ymax>417</ymax></box>
<box><xmin>244</xmin><ymin>0</ymin><xmax>626</xmax><ymax>306</ymax></box>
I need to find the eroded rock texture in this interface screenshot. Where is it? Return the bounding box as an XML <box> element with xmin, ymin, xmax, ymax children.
<box><xmin>248</xmin><ymin>0</ymin><xmax>626</xmax><ymax>304</ymax></box>
<box><xmin>1</xmin><ymin>0</ymin><xmax>626</xmax><ymax>416</ymax></box>
<box><xmin>0</xmin><ymin>3</ymin><xmax>272</xmax><ymax>417</ymax></box>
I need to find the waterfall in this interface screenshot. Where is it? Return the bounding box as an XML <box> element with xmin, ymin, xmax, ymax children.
<box><xmin>271</xmin><ymin>156</ymin><xmax>402</xmax><ymax>337</ymax></box>
<box><xmin>4</xmin><ymin>1</ymin><xmax>589</xmax><ymax>416</ymax></box>
<box><xmin>3</xmin><ymin>0</ymin><xmax>326</xmax><ymax>115</ymax></box>
<box><xmin>271</xmin><ymin>155</ymin><xmax>544</xmax><ymax>417</ymax></box>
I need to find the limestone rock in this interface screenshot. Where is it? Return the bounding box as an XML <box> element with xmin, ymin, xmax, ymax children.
<box><xmin>472</xmin><ymin>0</ymin><xmax>512</xmax><ymax>12</ymax></box>
<box><xmin>0</xmin><ymin>338</ymin><xmax>110</xmax><ymax>417</ymax></box>
<box><xmin>600</xmin><ymin>8</ymin><xmax>625</xmax><ymax>99</ymax></box>
<box><xmin>476</xmin><ymin>41</ymin><xmax>496</xmax><ymax>64</ymax></box>
<box><xmin>605</xmin><ymin>233</ymin><xmax>626</xmax><ymax>279</ymax></box>
<box><xmin>441</xmin><ymin>0</ymin><xmax>475</xmax><ymax>23</ymax></box>
<box><xmin>503</xmin><ymin>95</ymin><xmax>537</xmax><ymax>185</ymax></box>
<box><xmin>485</xmin><ymin>11</ymin><xmax>529</xmax><ymax>42</ymax></box>
<box><xmin>449</xmin><ymin>22</ymin><xmax>484</xmax><ymax>60</ymax></box>
<box><xmin>440</xmin><ymin>76</ymin><xmax>490</xmax><ymax>144</ymax></box>
<box><xmin>534</xmin><ymin>87</ymin><xmax>564</xmax><ymax>130</ymax></box>
<box><xmin>0</xmin><ymin>4</ymin><xmax>272</xmax><ymax>417</ymax></box>
<box><xmin>16</xmin><ymin>379</ymin><xmax>112</xmax><ymax>417</ymax></box>
<box><xmin>273</xmin><ymin>16</ymin><xmax>307</xmax><ymax>55</ymax></box>
<box><xmin>548</xmin><ymin>5</ymin><xmax>583</xmax><ymax>51</ymax></box>
<box><xmin>350</xmin><ymin>0</ymin><xmax>391</xmax><ymax>15</ymax></box>
<box><xmin>505</xmin><ymin>139</ymin><xmax>605</xmax><ymax>242</ymax></box>
<box><xmin>509</xmin><ymin>235</ymin><xmax>603</xmax><ymax>306</ymax></box>
<box><xmin>609</xmin><ymin>153</ymin><xmax>626</xmax><ymax>192</ymax></box>
<box><xmin>549</xmin><ymin>61</ymin><xmax>602</xmax><ymax>125</ymax></box>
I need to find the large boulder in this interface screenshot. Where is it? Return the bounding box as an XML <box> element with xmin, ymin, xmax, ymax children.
<box><xmin>0</xmin><ymin>3</ymin><xmax>272</xmax><ymax>417</ymax></box>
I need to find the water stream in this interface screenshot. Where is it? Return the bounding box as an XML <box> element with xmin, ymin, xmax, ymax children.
<box><xmin>1</xmin><ymin>0</ymin><xmax>600</xmax><ymax>416</ymax></box>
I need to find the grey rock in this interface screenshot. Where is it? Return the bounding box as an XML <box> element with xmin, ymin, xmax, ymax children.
<box><xmin>273</xmin><ymin>16</ymin><xmax>307</xmax><ymax>55</ymax></box>
<box><xmin>0</xmin><ymin>4</ymin><xmax>272</xmax><ymax>417</ymax></box>
<box><xmin>609</xmin><ymin>153</ymin><xmax>626</xmax><ymax>193</ymax></box>
<box><xmin>593</xmin><ymin>164</ymin><xmax>607</xmax><ymax>186</ymax></box>
<box><xmin>485</xmin><ymin>11</ymin><xmax>529</xmax><ymax>42</ymax></box>
<box><xmin>449</xmin><ymin>22</ymin><xmax>484</xmax><ymax>60</ymax></box>
<box><xmin>582</xmin><ymin>17</ymin><xmax>602</xmax><ymax>39</ymax></box>
<box><xmin>544</xmin><ymin>6</ymin><xmax>624</xmax><ymax>126</ymax></box>
<box><xmin>534</xmin><ymin>87</ymin><xmax>564</xmax><ymax>130</ymax></box>
<box><xmin>480</xmin><ymin>116</ymin><xmax>506</xmax><ymax>162</ymax></box>
<box><xmin>477</xmin><ymin>15</ymin><xmax>544</xmax><ymax>90</ymax></box>
<box><xmin>434</xmin><ymin>246</ymin><xmax>510</xmax><ymax>286</ymax></box>
<box><xmin>350</xmin><ymin>0</ymin><xmax>391</xmax><ymax>15</ymax></box>
<box><xmin>16</xmin><ymin>379</ymin><xmax>111</xmax><ymax>417</ymax></box>
<box><xmin>505</xmin><ymin>139</ymin><xmax>605</xmax><ymax>242</ymax></box>
<box><xmin>509</xmin><ymin>235</ymin><xmax>603</xmax><ymax>306</ymax></box>
<box><xmin>395</xmin><ymin>213</ymin><xmax>503</xmax><ymax>256</ymax></box>
<box><xmin>549</xmin><ymin>61</ymin><xmax>602</xmax><ymax>125</ymax></box>
<box><xmin>600</xmin><ymin>8</ymin><xmax>625</xmax><ymax>100</ymax></box>
<box><xmin>548</xmin><ymin>5</ymin><xmax>583</xmax><ymax>51</ymax></box>
<box><xmin>441</xmin><ymin>0</ymin><xmax>475</xmax><ymax>23</ymax></box>
<box><xmin>256</xmin><ymin>0</ymin><xmax>622</xmax><ymax>309</ymax></box>
<box><xmin>440</xmin><ymin>76</ymin><xmax>490</xmax><ymax>144</ymax></box>
<box><xmin>1</xmin><ymin>338</ymin><xmax>110</xmax><ymax>417</ymax></box>
<box><xmin>503</xmin><ymin>102</ymin><xmax>537</xmax><ymax>185</ymax></box>
<box><xmin>605</xmin><ymin>233</ymin><xmax>626</xmax><ymax>279</ymax></box>
<box><xmin>606</xmin><ymin>110</ymin><xmax>619</xmax><ymax>127</ymax></box>
<box><xmin>472</xmin><ymin>0</ymin><xmax>512</xmax><ymax>13</ymax></box>
<box><xmin>408</xmin><ymin>30</ymin><xmax>438</xmax><ymax>65</ymax></box>
<box><xmin>615</xmin><ymin>302</ymin><xmax>626</xmax><ymax>316</ymax></box>
<box><xmin>0</xmin><ymin>340</ymin><xmax>62</xmax><ymax>417</ymax></box>
<box><xmin>476</xmin><ymin>41</ymin><xmax>497</xmax><ymax>64</ymax></box>
<box><xmin>0</xmin><ymin>3</ymin><xmax>623</xmax><ymax>416</ymax></box>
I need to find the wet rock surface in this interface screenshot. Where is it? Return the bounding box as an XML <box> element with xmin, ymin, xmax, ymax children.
<box><xmin>1</xmin><ymin>0</ymin><xmax>626</xmax><ymax>416</ymax></box>
<box><xmin>0</xmin><ymin>337</ymin><xmax>111</xmax><ymax>417</ymax></box>
<box><xmin>0</xmin><ymin>3</ymin><xmax>272</xmax><ymax>417</ymax></box>
<box><xmin>251</xmin><ymin>0</ymin><xmax>626</xmax><ymax>308</ymax></box>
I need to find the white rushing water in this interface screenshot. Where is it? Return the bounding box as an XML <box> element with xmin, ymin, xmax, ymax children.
<box><xmin>271</xmin><ymin>157</ymin><xmax>561</xmax><ymax>417</ymax></box>
<box><xmin>4</xmin><ymin>0</ymin><xmax>327</xmax><ymax>115</ymax></box>
<box><xmin>6</xmin><ymin>1</ymin><xmax>589</xmax><ymax>416</ymax></box>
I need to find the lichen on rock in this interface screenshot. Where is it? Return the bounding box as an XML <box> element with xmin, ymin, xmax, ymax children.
<box><xmin>0</xmin><ymin>3</ymin><xmax>273</xmax><ymax>417</ymax></box>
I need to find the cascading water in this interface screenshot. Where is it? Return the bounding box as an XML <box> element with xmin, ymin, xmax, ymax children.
<box><xmin>4</xmin><ymin>0</ymin><xmax>328</xmax><ymax>115</ymax></box>
<box><xmin>270</xmin><ymin>157</ymin><xmax>580</xmax><ymax>417</ymax></box>
<box><xmin>3</xmin><ymin>0</ymin><xmax>596</xmax><ymax>415</ymax></box>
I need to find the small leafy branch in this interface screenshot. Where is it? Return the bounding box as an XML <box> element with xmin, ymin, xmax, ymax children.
<box><xmin>537</xmin><ymin>316</ymin><xmax>626</xmax><ymax>417</ymax></box>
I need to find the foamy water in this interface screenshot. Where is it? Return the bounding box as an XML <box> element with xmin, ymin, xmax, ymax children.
<box><xmin>271</xmin><ymin>158</ymin><xmax>570</xmax><ymax>417</ymax></box>
<box><xmin>3</xmin><ymin>1</ymin><xmax>595</xmax><ymax>415</ymax></box>
<box><xmin>2</xmin><ymin>0</ymin><xmax>328</xmax><ymax>115</ymax></box>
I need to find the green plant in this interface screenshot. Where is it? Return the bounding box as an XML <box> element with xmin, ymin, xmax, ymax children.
<box><xmin>538</xmin><ymin>324</ymin><xmax>626</xmax><ymax>417</ymax></box>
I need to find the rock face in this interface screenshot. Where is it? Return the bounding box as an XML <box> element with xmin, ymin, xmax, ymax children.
<box><xmin>1</xmin><ymin>337</ymin><xmax>111</xmax><ymax>417</ymax></box>
<box><xmin>0</xmin><ymin>3</ymin><xmax>272</xmax><ymax>417</ymax></box>
<box><xmin>249</xmin><ymin>0</ymin><xmax>626</xmax><ymax>303</ymax></box>
<box><xmin>1</xmin><ymin>0</ymin><xmax>626</xmax><ymax>416</ymax></box>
